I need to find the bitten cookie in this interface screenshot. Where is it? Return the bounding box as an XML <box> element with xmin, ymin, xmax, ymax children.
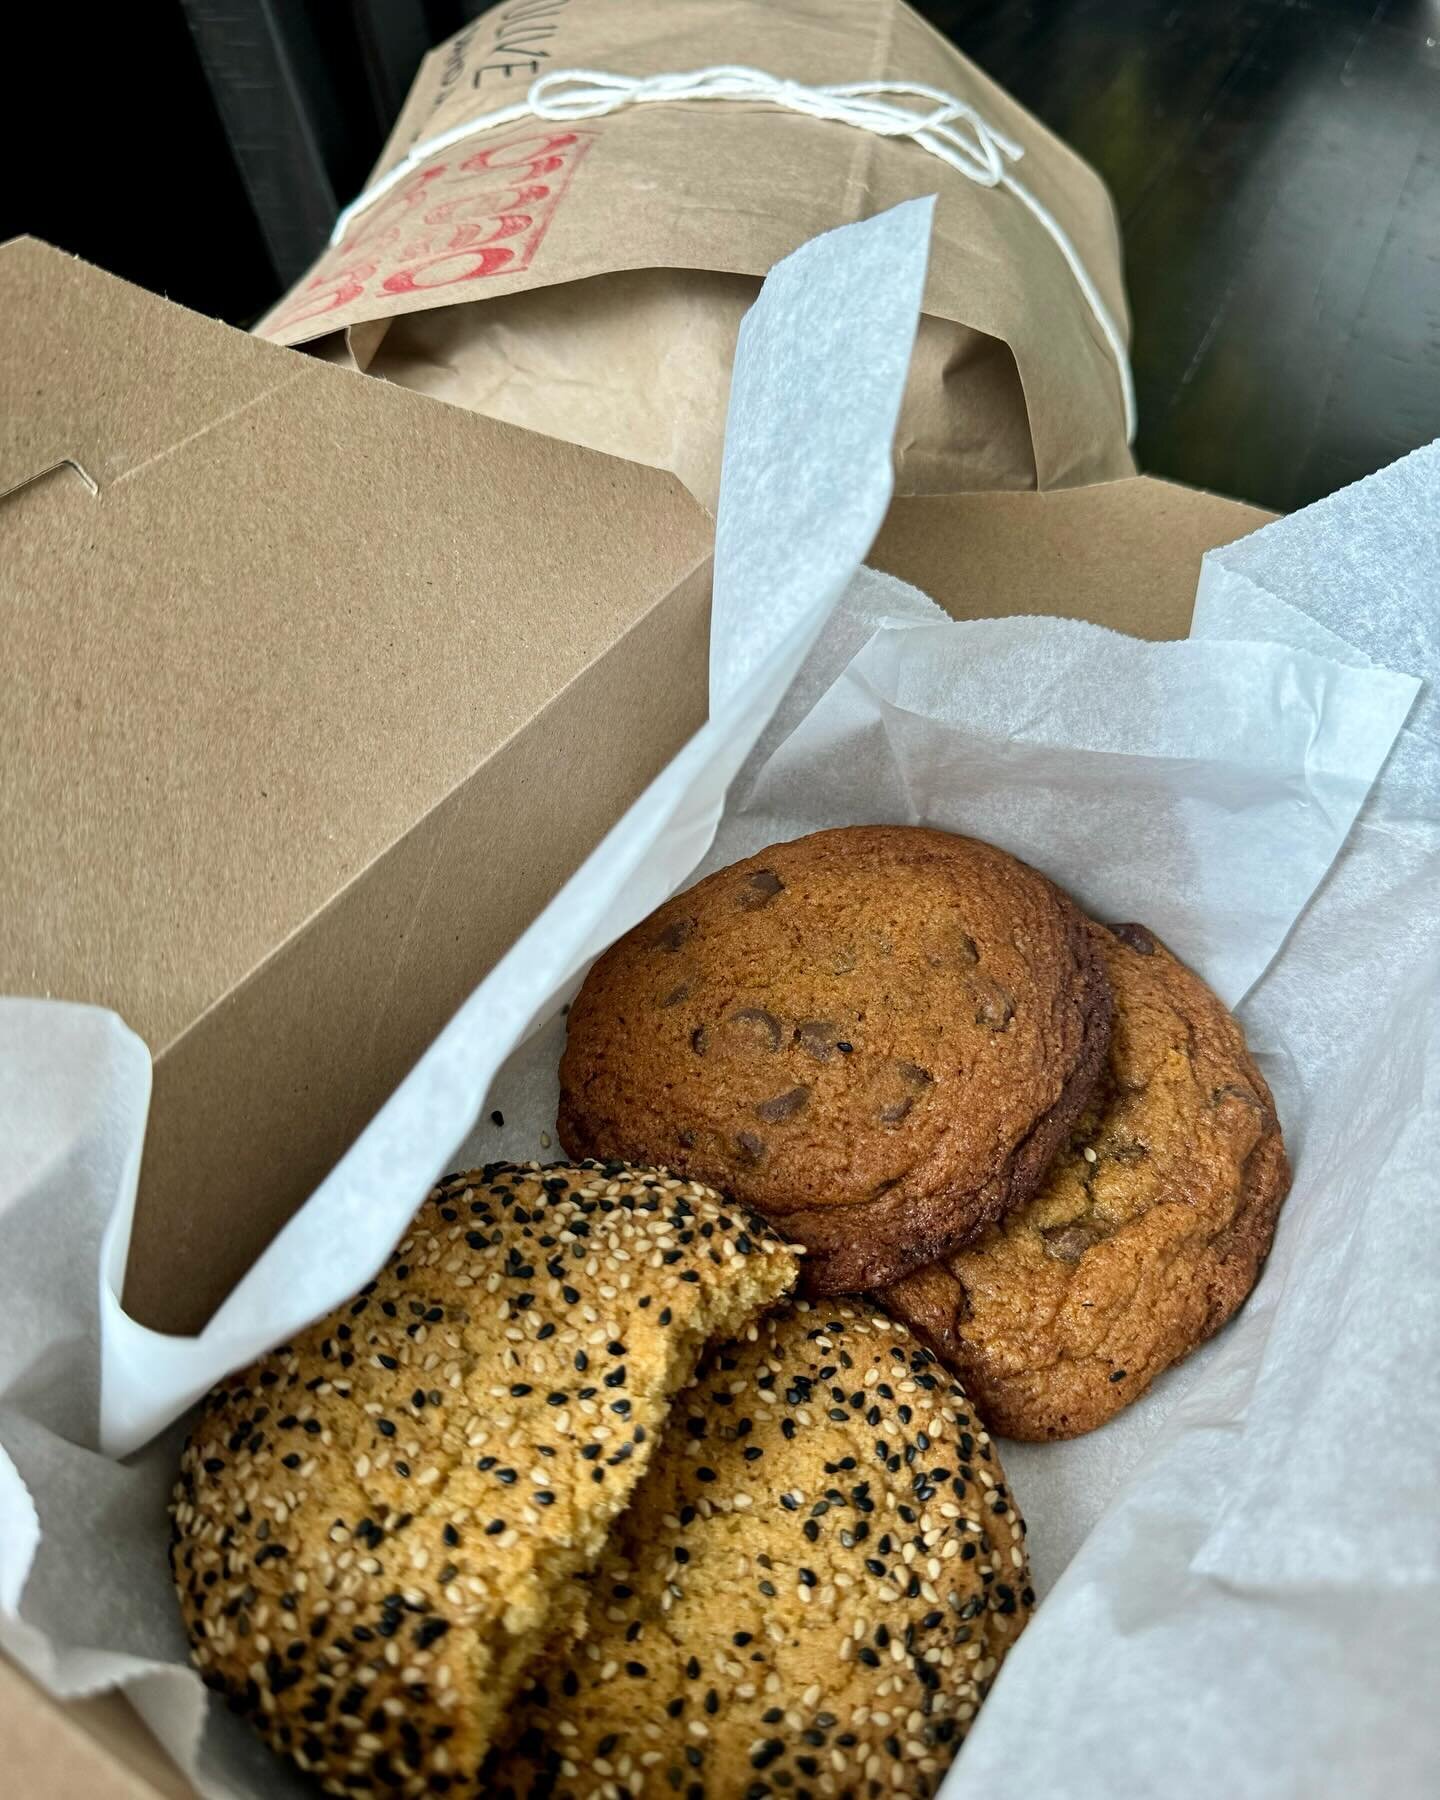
<box><xmin>170</xmin><ymin>1163</ymin><xmax>797</xmax><ymax>1796</ymax></box>
<box><xmin>558</xmin><ymin>826</ymin><xmax>1113</xmax><ymax>1294</ymax></box>
<box><xmin>884</xmin><ymin>924</ymin><xmax>1291</xmax><ymax>1439</ymax></box>
<box><xmin>491</xmin><ymin>1301</ymin><xmax>1033</xmax><ymax>1799</ymax></box>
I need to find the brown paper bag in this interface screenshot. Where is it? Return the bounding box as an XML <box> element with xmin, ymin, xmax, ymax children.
<box><xmin>258</xmin><ymin>0</ymin><xmax>1134</xmax><ymax>510</ymax></box>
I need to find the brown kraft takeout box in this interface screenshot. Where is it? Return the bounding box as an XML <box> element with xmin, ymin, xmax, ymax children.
<box><xmin>258</xmin><ymin>0</ymin><xmax>1136</xmax><ymax>512</ymax></box>
<box><xmin>0</xmin><ymin>236</ymin><xmax>1271</xmax><ymax>1793</ymax></box>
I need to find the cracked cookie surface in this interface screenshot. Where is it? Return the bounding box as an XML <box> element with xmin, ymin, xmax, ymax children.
<box><xmin>883</xmin><ymin>925</ymin><xmax>1290</xmax><ymax>1440</ymax></box>
<box><xmin>490</xmin><ymin>1300</ymin><xmax>1032</xmax><ymax>1799</ymax></box>
<box><xmin>170</xmin><ymin>1163</ymin><xmax>797</xmax><ymax>1795</ymax></box>
<box><xmin>558</xmin><ymin>827</ymin><xmax>1113</xmax><ymax>1293</ymax></box>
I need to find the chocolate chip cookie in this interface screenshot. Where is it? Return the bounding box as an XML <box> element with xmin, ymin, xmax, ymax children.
<box><xmin>884</xmin><ymin>924</ymin><xmax>1290</xmax><ymax>1439</ymax></box>
<box><xmin>557</xmin><ymin>827</ymin><xmax>1113</xmax><ymax>1294</ymax></box>
<box><xmin>170</xmin><ymin>1163</ymin><xmax>796</xmax><ymax>1795</ymax></box>
<box><xmin>489</xmin><ymin>1300</ymin><xmax>1032</xmax><ymax>1799</ymax></box>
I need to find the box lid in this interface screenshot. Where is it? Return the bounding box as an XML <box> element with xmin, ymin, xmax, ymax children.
<box><xmin>0</xmin><ymin>238</ymin><xmax>713</xmax><ymax>1052</ymax></box>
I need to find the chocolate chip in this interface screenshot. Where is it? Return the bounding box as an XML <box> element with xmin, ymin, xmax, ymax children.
<box><xmin>738</xmin><ymin>869</ymin><xmax>784</xmax><ymax>909</ymax></box>
<box><xmin>724</xmin><ymin>1007</ymin><xmax>783</xmax><ymax>1053</ymax></box>
<box><xmin>795</xmin><ymin>1019</ymin><xmax>839</xmax><ymax>1062</ymax></box>
<box><xmin>874</xmin><ymin>1060</ymin><xmax>934</xmax><ymax>1125</ymax></box>
<box><xmin>754</xmin><ymin>1086</ymin><xmax>811</xmax><ymax>1123</ymax></box>
<box><xmin>734</xmin><ymin>1131</ymin><xmax>767</xmax><ymax>1163</ymax></box>
<box><xmin>1107</xmin><ymin>921</ymin><xmax>1156</xmax><ymax>956</ymax></box>
<box><xmin>1212</xmin><ymin>1082</ymin><xmax>1263</xmax><ymax>1110</ymax></box>
<box><xmin>922</xmin><ymin>922</ymin><xmax>979</xmax><ymax>970</ymax></box>
<box><xmin>1041</xmin><ymin>1222</ymin><xmax>1103</xmax><ymax>1262</ymax></box>
<box><xmin>653</xmin><ymin>917</ymin><xmax>695</xmax><ymax>953</ymax></box>
<box><xmin>690</xmin><ymin>1025</ymin><xmax>709</xmax><ymax>1056</ymax></box>
<box><xmin>661</xmin><ymin>983</ymin><xmax>690</xmax><ymax>1007</ymax></box>
<box><xmin>677</xmin><ymin>1128</ymin><xmax>696</xmax><ymax>1149</ymax></box>
<box><xmin>969</xmin><ymin>978</ymin><xmax>1015</xmax><ymax>1031</ymax></box>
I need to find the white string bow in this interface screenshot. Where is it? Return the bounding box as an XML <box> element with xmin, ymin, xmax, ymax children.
<box><xmin>330</xmin><ymin>65</ymin><xmax>1135</xmax><ymax>441</ymax></box>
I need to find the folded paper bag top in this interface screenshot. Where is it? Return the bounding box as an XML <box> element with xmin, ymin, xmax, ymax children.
<box><xmin>0</xmin><ymin>233</ymin><xmax>714</xmax><ymax>1341</ymax></box>
<box><xmin>257</xmin><ymin>0</ymin><xmax>1134</xmax><ymax>511</ymax></box>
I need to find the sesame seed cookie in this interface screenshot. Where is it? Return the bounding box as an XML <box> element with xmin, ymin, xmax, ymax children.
<box><xmin>490</xmin><ymin>1300</ymin><xmax>1033</xmax><ymax>1800</ymax></box>
<box><xmin>558</xmin><ymin>826</ymin><xmax>1113</xmax><ymax>1294</ymax></box>
<box><xmin>884</xmin><ymin>924</ymin><xmax>1291</xmax><ymax>1440</ymax></box>
<box><xmin>170</xmin><ymin>1162</ymin><xmax>797</xmax><ymax>1796</ymax></box>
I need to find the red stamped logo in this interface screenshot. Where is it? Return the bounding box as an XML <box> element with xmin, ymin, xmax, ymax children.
<box><xmin>264</xmin><ymin>127</ymin><xmax>594</xmax><ymax>334</ymax></box>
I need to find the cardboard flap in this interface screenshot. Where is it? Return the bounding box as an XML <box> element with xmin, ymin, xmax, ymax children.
<box><xmin>0</xmin><ymin>238</ymin><xmax>294</xmax><ymax>498</ymax></box>
<box><xmin>872</xmin><ymin>478</ymin><xmax>1275</xmax><ymax>639</ymax></box>
<box><xmin>0</xmin><ymin>240</ymin><xmax>713</xmax><ymax>1053</ymax></box>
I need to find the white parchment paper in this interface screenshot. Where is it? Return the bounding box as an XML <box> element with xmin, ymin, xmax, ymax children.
<box><xmin>0</xmin><ymin>202</ymin><xmax>1432</xmax><ymax>1797</ymax></box>
<box><xmin>949</xmin><ymin>443</ymin><xmax>1440</xmax><ymax>1799</ymax></box>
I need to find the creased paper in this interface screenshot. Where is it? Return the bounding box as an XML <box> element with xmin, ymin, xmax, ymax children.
<box><xmin>0</xmin><ymin>224</ymin><xmax>1431</xmax><ymax>1799</ymax></box>
<box><xmin>722</xmin><ymin>607</ymin><xmax>1418</xmax><ymax>1006</ymax></box>
<box><xmin>948</xmin><ymin>443</ymin><xmax>1440</xmax><ymax>1800</ymax></box>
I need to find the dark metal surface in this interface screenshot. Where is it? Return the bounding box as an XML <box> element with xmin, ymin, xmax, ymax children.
<box><xmin>935</xmin><ymin>0</ymin><xmax>1440</xmax><ymax>511</ymax></box>
<box><xmin>181</xmin><ymin>1</ymin><xmax>343</xmax><ymax>290</ymax></box>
